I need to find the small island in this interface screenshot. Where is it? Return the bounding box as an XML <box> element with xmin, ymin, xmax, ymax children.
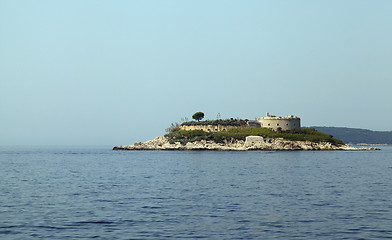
<box><xmin>113</xmin><ymin>112</ymin><xmax>380</xmax><ymax>151</ymax></box>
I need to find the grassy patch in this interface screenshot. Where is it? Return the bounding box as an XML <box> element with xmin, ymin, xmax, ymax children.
<box><xmin>165</xmin><ymin>127</ymin><xmax>345</xmax><ymax>146</ymax></box>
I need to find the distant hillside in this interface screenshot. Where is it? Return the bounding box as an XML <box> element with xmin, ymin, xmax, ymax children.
<box><xmin>310</xmin><ymin>127</ymin><xmax>392</xmax><ymax>145</ymax></box>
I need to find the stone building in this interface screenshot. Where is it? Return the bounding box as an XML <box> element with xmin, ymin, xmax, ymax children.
<box><xmin>258</xmin><ymin>113</ymin><xmax>301</xmax><ymax>131</ymax></box>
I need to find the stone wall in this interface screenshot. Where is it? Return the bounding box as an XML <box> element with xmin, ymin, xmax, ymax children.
<box><xmin>180</xmin><ymin>124</ymin><xmax>240</xmax><ymax>132</ymax></box>
<box><xmin>179</xmin><ymin>116</ymin><xmax>300</xmax><ymax>132</ymax></box>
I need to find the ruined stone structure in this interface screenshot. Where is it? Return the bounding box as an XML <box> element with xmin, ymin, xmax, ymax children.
<box><xmin>180</xmin><ymin>124</ymin><xmax>239</xmax><ymax>132</ymax></box>
<box><xmin>180</xmin><ymin>113</ymin><xmax>300</xmax><ymax>132</ymax></box>
<box><xmin>258</xmin><ymin>113</ymin><xmax>300</xmax><ymax>131</ymax></box>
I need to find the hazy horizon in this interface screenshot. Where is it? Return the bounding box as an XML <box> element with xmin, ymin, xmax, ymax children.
<box><xmin>1</xmin><ymin>0</ymin><xmax>391</xmax><ymax>145</ymax></box>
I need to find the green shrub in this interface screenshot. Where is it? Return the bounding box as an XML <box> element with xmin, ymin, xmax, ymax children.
<box><xmin>165</xmin><ymin>127</ymin><xmax>345</xmax><ymax>146</ymax></box>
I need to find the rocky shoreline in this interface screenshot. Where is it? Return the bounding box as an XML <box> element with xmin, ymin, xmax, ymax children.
<box><xmin>113</xmin><ymin>136</ymin><xmax>380</xmax><ymax>151</ymax></box>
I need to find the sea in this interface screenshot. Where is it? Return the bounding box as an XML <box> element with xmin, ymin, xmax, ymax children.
<box><xmin>1</xmin><ymin>146</ymin><xmax>392</xmax><ymax>239</ymax></box>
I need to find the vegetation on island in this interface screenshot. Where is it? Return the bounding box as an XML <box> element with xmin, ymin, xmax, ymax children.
<box><xmin>165</xmin><ymin>127</ymin><xmax>344</xmax><ymax>146</ymax></box>
<box><xmin>165</xmin><ymin>112</ymin><xmax>345</xmax><ymax>146</ymax></box>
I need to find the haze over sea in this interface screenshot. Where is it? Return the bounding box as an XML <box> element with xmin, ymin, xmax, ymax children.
<box><xmin>1</xmin><ymin>1</ymin><xmax>391</xmax><ymax>146</ymax></box>
<box><xmin>1</xmin><ymin>146</ymin><xmax>392</xmax><ymax>239</ymax></box>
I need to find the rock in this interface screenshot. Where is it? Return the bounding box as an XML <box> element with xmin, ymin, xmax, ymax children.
<box><xmin>112</xmin><ymin>136</ymin><xmax>380</xmax><ymax>151</ymax></box>
<box><xmin>245</xmin><ymin>136</ymin><xmax>265</xmax><ymax>149</ymax></box>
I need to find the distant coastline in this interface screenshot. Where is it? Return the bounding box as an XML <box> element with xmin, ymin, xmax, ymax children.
<box><xmin>311</xmin><ymin>127</ymin><xmax>392</xmax><ymax>145</ymax></box>
<box><xmin>355</xmin><ymin>143</ymin><xmax>390</xmax><ymax>146</ymax></box>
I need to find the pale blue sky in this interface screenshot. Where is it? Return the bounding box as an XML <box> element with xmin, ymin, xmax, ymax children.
<box><xmin>1</xmin><ymin>0</ymin><xmax>391</xmax><ymax>145</ymax></box>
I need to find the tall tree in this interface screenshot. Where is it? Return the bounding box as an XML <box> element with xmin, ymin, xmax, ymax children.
<box><xmin>192</xmin><ymin>112</ymin><xmax>205</xmax><ymax>121</ymax></box>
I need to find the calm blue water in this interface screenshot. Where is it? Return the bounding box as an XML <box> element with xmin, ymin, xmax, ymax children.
<box><xmin>1</xmin><ymin>146</ymin><xmax>392</xmax><ymax>239</ymax></box>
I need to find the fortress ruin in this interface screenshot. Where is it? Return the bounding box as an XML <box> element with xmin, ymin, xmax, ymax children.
<box><xmin>258</xmin><ymin>113</ymin><xmax>301</xmax><ymax>131</ymax></box>
<box><xmin>180</xmin><ymin>113</ymin><xmax>301</xmax><ymax>132</ymax></box>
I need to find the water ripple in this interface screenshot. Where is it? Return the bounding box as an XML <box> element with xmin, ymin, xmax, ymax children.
<box><xmin>1</xmin><ymin>147</ymin><xmax>392</xmax><ymax>239</ymax></box>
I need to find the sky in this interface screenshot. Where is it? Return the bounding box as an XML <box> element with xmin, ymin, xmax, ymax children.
<box><xmin>1</xmin><ymin>0</ymin><xmax>391</xmax><ymax>146</ymax></box>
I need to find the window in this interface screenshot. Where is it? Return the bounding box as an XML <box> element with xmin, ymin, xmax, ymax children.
<box><xmin>277</xmin><ymin>123</ymin><xmax>279</xmax><ymax>126</ymax></box>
